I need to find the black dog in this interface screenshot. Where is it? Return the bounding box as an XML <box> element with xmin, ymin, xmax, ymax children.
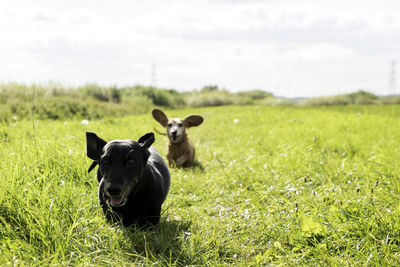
<box><xmin>86</xmin><ymin>132</ymin><xmax>170</xmax><ymax>227</ymax></box>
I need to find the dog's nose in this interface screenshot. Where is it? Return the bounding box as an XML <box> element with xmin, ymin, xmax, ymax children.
<box><xmin>171</xmin><ymin>130</ymin><xmax>177</xmax><ymax>136</ymax></box>
<box><xmin>107</xmin><ymin>185</ymin><xmax>122</xmax><ymax>196</ymax></box>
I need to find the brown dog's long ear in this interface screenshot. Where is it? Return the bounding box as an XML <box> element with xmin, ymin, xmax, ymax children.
<box><xmin>86</xmin><ymin>132</ymin><xmax>107</xmax><ymax>160</ymax></box>
<box><xmin>184</xmin><ymin>115</ymin><xmax>203</xmax><ymax>128</ymax></box>
<box><xmin>152</xmin><ymin>108</ymin><xmax>169</xmax><ymax>127</ymax></box>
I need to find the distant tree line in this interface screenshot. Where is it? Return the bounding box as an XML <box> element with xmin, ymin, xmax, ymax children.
<box><xmin>0</xmin><ymin>82</ymin><xmax>396</xmax><ymax>122</ymax></box>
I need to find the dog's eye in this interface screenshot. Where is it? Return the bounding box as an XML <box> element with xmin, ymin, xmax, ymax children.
<box><xmin>167</xmin><ymin>123</ymin><xmax>172</xmax><ymax>128</ymax></box>
<box><xmin>101</xmin><ymin>158</ymin><xmax>110</xmax><ymax>168</ymax></box>
<box><xmin>178</xmin><ymin>123</ymin><xmax>183</xmax><ymax>127</ymax></box>
<box><xmin>126</xmin><ymin>159</ymin><xmax>136</xmax><ymax>167</ymax></box>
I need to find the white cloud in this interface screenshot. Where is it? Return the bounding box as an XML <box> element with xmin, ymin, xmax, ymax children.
<box><xmin>0</xmin><ymin>0</ymin><xmax>400</xmax><ymax>96</ymax></box>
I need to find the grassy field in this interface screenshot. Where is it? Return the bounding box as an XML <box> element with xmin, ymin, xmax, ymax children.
<box><xmin>1</xmin><ymin>105</ymin><xmax>400</xmax><ymax>265</ymax></box>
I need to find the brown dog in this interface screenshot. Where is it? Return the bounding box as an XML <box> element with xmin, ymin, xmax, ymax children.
<box><xmin>152</xmin><ymin>108</ymin><xmax>203</xmax><ymax>167</ymax></box>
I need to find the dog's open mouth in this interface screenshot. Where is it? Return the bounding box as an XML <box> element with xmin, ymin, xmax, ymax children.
<box><xmin>171</xmin><ymin>135</ymin><xmax>180</xmax><ymax>142</ymax></box>
<box><xmin>109</xmin><ymin>196</ymin><xmax>126</xmax><ymax>207</ymax></box>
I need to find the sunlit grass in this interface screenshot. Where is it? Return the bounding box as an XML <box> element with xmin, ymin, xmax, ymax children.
<box><xmin>1</xmin><ymin>105</ymin><xmax>400</xmax><ymax>265</ymax></box>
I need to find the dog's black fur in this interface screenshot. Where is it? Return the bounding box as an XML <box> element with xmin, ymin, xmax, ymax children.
<box><xmin>86</xmin><ymin>132</ymin><xmax>170</xmax><ymax>227</ymax></box>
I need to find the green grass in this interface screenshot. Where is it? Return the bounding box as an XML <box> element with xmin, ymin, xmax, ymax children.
<box><xmin>1</xmin><ymin>105</ymin><xmax>400</xmax><ymax>265</ymax></box>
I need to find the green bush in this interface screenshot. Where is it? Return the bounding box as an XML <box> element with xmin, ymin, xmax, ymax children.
<box><xmin>300</xmin><ymin>90</ymin><xmax>379</xmax><ymax>106</ymax></box>
<box><xmin>200</xmin><ymin>84</ymin><xmax>219</xmax><ymax>92</ymax></box>
<box><xmin>125</xmin><ymin>86</ymin><xmax>186</xmax><ymax>108</ymax></box>
<box><xmin>33</xmin><ymin>97</ymin><xmax>152</xmax><ymax>120</ymax></box>
<box><xmin>238</xmin><ymin>90</ymin><xmax>273</xmax><ymax>100</ymax></box>
<box><xmin>300</xmin><ymin>95</ymin><xmax>352</xmax><ymax>106</ymax></box>
<box><xmin>78</xmin><ymin>84</ymin><xmax>121</xmax><ymax>103</ymax></box>
<box><xmin>0</xmin><ymin>83</ymin><xmax>46</xmax><ymax>104</ymax></box>
<box><xmin>34</xmin><ymin>97</ymin><xmax>89</xmax><ymax>119</ymax></box>
<box><xmin>186</xmin><ymin>90</ymin><xmax>253</xmax><ymax>107</ymax></box>
<box><xmin>380</xmin><ymin>96</ymin><xmax>400</xmax><ymax>104</ymax></box>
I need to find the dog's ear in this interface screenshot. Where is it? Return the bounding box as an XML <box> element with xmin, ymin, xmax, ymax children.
<box><xmin>152</xmin><ymin>108</ymin><xmax>169</xmax><ymax>127</ymax></box>
<box><xmin>138</xmin><ymin>132</ymin><xmax>155</xmax><ymax>149</ymax></box>
<box><xmin>184</xmin><ymin>115</ymin><xmax>204</xmax><ymax>128</ymax></box>
<box><xmin>138</xmin><ymin>133</ymin><xmax>155</xmax><ymax>162</ymax></box>
<box><xmin>86</xmin><ymin>132</ymin><xmax>107</xmax><ymax>160</ymax></box>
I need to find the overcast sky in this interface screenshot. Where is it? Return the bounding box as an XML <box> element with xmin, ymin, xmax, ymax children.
<box><xmin>1</xmin><ymin>0</ymin><xmax>400</xmax><ymax>97</ymax></box>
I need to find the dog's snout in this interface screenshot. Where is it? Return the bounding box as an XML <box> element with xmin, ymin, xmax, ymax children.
<box><xmin>107</xmin><ymin>184</ymin><xmax>122</xmax><ymax>196</ymax></box>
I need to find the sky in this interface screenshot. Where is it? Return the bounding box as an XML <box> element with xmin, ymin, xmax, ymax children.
<box><xmin>1</xmin><ymin>0</ymin><xmax>400</xmax><ymax>97</ymax></box>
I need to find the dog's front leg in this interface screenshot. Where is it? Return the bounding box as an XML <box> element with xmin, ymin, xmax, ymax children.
<box><xmin>175</xmin><ymin>155</ymin><xmax>188</xmax><ymax>167</ymax></box>
<box><xmin>168</xmin><ymin>158</ymin><xmax>174</xmax><ymax>168</ymax></box>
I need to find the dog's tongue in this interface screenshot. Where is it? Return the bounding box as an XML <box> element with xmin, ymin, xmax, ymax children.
<box><xmin>110</xmin><ymin>196</ymin><xmax>124</xmax><ymax>206</ymax></box>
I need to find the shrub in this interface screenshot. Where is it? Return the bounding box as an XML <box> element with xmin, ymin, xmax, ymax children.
<box><xmin>201</xmin><ymin>85</ymin><xmax>219</xmax><ymax>92</ymax></box>
<box><xmin>78</xmin><ymin>84</ymin><xmax>121</xmax><ymax>103</ymax></box>
<box><xmin>0</xmin><ymin>83</ymin><xmax>46</xmax><ymax>104</ymax></box>
<box><xmin>238</xmin><ymin>90</ymin><xmax>273</xmax><ymax>100</ymax></box>
<box><xmin>380</xmin><ymin>96</ymin><xmax>400</xmax><ymax>104</ymax></box>
<box><xmin>122</xmin><ymin>86</ymin><xmax>186</xmax><ymax>108</ymax></box>
<box><xmin>186</xmin><ymin>90</ymin><xmax>253</xmax><ymax>107</ymax></box>
<box><xmin>300</xmin><ymin>90</ymin><xmax>379</xmax><ymax>106</ymax></box>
